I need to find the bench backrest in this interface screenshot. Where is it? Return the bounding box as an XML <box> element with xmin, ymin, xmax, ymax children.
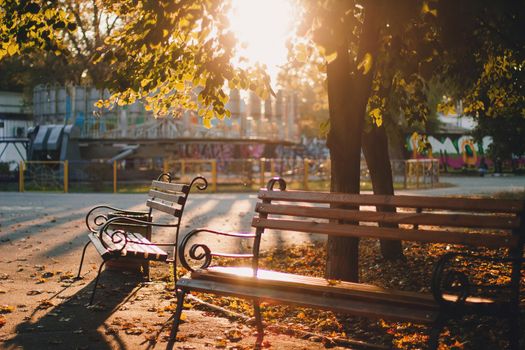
<box><xmin>252</xmin><ymin>178</ymin><xmax>525</xmax><ymax>251</ymax></box>
<box><xmin>146</xmin><ymin>173</ymin><xmax>208</xmax><ymax>229</ymax></box>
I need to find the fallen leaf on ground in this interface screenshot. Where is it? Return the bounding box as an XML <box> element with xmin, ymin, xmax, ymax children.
<box><xmin>0</xmin><ymin>305</ymin><xmax>15</xmax><ymax>314</ymax></box>
<box><xmin>225</xmin><ymin>329</ymin><xmax>243</xmax><ymax>342</ymax></box>
<box><xmin>37</xmin><ymin>300</ymin><xmax>54</xmax><ymax>309</ymax></box>
<box><xmin>27</xmin><ymin>290</ymin><xmax>43</xmax><ymax>296</ymax></box>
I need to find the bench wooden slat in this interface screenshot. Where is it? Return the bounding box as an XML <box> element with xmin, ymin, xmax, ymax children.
<box><xmin>88</xmin><ymin>232</ymin><xmax>113</xmax><ymax>260</ymax></box>
<box><xmin>258</xmin><ymin>190</ymin><xmax>525</xmax><ymax>213</ymax></box>
<box><xmin>255</xmin><ymin>203</ymin><xmax>520</xmax><ymax>229</ymax></box>
<box><xmin>196</xmin><ymin>267</ymin><xmax>497</xmax><ymax>305</ymax></box>
<box><xmin>126</xmin><ymin>232</ymin><xmax>153</xmax><ymax>257</ymax></box>
<box><xmin>146</xmin><ymin>199</ymin><xmax>180</xmax><ymax>216</ymax></box>
<box><xmin>148</xmin><ymin>189</ymin><xmax>186</xmax><ymax>204</ymax></box>
<box><xmin>194</xmin><ymin>267</ymin><xmax>438</xmax><ymax>308</ymax></box>
<box><xmin>128</xmin><ymin>232</ymin><xmax>168</xmax><ymax>260</ymax></box>
<box><xmin>251</xmin><ymin>218</ymin><xmax>519</xmax><ymax>249</ymax></box>
<box><xmin>151</xmin><ymin>180</ymin><xmax>189</xmax><ymax>194</ymax></box>
<box><xmin>177</xmin><ymin>277</ymin><xmax>439</xmax><ymax>324</ymax></box>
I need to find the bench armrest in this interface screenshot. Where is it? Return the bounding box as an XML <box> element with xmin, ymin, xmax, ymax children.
<box><xmin>431</xmin><ymin>252</ymin><xmax>522</xmax><ymax>307</ymax></box>
<box><xmin>85</xmin><ymin>205</ymin><xmax>150</xmax><ymax>233</ymax></box>
<box><xmin>178</xmin><ymin>228</ymin><xmax>256</xmax><ymax>272</ymax></box>
<box><xmin>95</xmin><ymin>216</ymin><xmax>181</xmax><ymax>251</ymax></box>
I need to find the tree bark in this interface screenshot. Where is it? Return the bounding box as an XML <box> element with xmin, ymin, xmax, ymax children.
<box><xmin>362</xmin><ymin>125</ymin><xmax>404</xmax><ymax>260</ymax></box>
<box><xmin>325</xmin><ymin>3</ymin><xmax>382</xmax><ymax>282</ymax></box>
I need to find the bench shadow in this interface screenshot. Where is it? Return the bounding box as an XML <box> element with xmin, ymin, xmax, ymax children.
<box><xmin>4</xmin><ymin>270</ymin><xmax>144</xmax><ymax>350</ymax></box>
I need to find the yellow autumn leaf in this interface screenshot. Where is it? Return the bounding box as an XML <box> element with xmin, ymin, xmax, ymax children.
<box><xmin>7</xmin><ymin>42</ymin><xmax>19</xmax><ymax>56</ymax></box>
<box><xmin>0</xmin><ymin>305</ymin><xmax>15</xmax><ymax>313</ymax></box>
<box><xmin>422</xmin><ymin>2</ymin><xmax>438</xmax><ymax>16</ymax></box>
<box><xmin>369</xmin><ymin>108</ymin><xmax>383</xmax><ymax>126</ymax></box>
<box><xmin>369</xmin><ymin>107</ymin><xmax>381</xmax><ymax>119</ymax></box>
<box><xmin>174</xmin><ymin>81</ymin><xmax>185</xmax><ymax>91</ymax></box>
<box><xmin>325</xmin><ymin>51</ymin><xmax>338</xmax><ymax>64</ymax></box>
<box><xmin>326</xmin><ymin>279</ymin><xmax>341</xmax><ymax>286</ymax></box>
<box><xmin>140</xmin><ymin>78</ymin><xmax>152</xmax><ymax>88</ymax></box>
<box><xmin>357</xmin><ymin>52</ymin><xmax>373</xmax><ymax>75</ymax></box>
<box><xmin>203</xmin><ymin>117</ymin><xmax>212</xmax><ymax>129</ymax></box>
<box><xmin>218</xmin><ymin>93</ymin><xmax>229</xmax><ymax>104</ymax></box>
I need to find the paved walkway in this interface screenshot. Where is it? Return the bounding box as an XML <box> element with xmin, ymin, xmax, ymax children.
<box><xmin>0</xmin><ymin>175</ymin><xmax>523</xmax><ymax>349</ymax></box>
<box><xmin>409</xmin><ymin>174</ymin><xmax>525</xmax><ymax>196</ymax></box>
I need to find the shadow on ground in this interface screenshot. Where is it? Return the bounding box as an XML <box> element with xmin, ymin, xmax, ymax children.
<box><xmin>4</xmin><ymin>270</ymin><xmax>146</xmax><ymax>350</ymax></box>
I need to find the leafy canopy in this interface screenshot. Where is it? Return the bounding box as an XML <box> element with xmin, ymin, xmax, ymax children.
<box><xmin>0</xmin><ymin>0</ymin><xmax>75</xmax><ymax>59</ymax></box>
<box><xmin>91</xmin><ymin>0</ymin><xmax>273</xmax><ymax>127</ymax></box>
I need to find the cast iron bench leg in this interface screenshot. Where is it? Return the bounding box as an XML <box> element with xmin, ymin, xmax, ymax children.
<box><xmin>428</xmin><ymin>314</ymin><xmax>447</xmax><ymax>350</ymax></box>
<box><xmin>253</xmin><ymin>300</ymin><xmax>264</xmax><ymax>341</ymax></box>
<box><xmin>168</xmin><ymin>289</ymin><xmax>187</xmax><ymax>345</ymax></box>
<box><xmin>253</xmin><ymin>300</ymin><xmax>265</xmax><ymax>348</ymax></box>
<box><xmin>509</xmin><ymin>313</ymin><xmax>520</xmax><ymax>350</ymax></box>
<box><xmin>89</xmin><ymin>260</ymin><xmax>108</xmax><ymax>305</ymax></box>
<box><xmin>76</xmin><ymin>240</ymin><xmax>92</xmax><ymax>279</ymax></box>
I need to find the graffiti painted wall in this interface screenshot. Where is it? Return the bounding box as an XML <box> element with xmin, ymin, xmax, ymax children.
<box><xmin>406</xmin><ymin>133</ymin><xmax>493</xmax><ymax>169</ymax></box>
<box><xmin>173</xmin><ymin>143</ymin><xmax>298</xmax><ymax>161</ymax></box>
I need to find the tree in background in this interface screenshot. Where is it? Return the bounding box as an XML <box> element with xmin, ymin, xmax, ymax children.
<box><xmin>438</xmin><ymin>1</ymin><xmax>524</xmax><ymax>172</ymax></box>
<box><xmin>0</xmin><ymin>0</ymin><xmax>120</xmax><ymax>95</ymax></box>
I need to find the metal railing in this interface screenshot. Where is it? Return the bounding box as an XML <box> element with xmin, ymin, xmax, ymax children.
<box><xmin>8</xmin><ymin>158</ymin><xmax>439</xmax><ymax>193</ymax></box>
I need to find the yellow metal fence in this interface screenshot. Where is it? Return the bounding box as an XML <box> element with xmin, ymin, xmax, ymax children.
<box><xmin>13</xmin><ymin>158</ymin><xmax>439</xmax><ymax>193</ymax></box>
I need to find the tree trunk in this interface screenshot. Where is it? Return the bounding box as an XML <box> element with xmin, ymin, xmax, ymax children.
<box><xmin>362</xmin><ymin>125</ymin><xmax>404</xmax><ymax>260</ymax></box>
<box><xmin>325</xmin><ymin>3</ymin><xmax>382</xmax><ymax>282</ymax></box>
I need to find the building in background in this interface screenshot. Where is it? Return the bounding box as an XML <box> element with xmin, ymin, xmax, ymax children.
<box><xmin>29</xmin><ymin>84</ymin><xmax>300</xmax><ymax>163</ymax></box>
<box><xmin>0</xmin><ymin>91</ymin><xmax>32</xmax><ymax>166</ymax></box>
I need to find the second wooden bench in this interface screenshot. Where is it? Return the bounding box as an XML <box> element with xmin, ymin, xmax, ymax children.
<box><xmin>76</xmin><ymin>173</ymin><xmax>208</xmax><ymax>304</ymax></box>
<box><xmin>171</xmin><ymin>177</ymin><xmax>524</xmax><ymax>349</ymax></box>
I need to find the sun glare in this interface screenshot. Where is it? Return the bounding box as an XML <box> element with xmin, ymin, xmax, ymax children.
<box><xmin>228</xmin><ymin>0</ymin><xmax>297</xmax><ymax>81</ymax></box>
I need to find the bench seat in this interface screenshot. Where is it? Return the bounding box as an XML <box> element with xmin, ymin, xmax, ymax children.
<box><xmin>178</xmin><ymin>266</ymin><xmax>439</xmax><ymax>324</ymax></box>
<box><xmin>87</xmin><ymin>232</ymin><xmax>169</xmax><ymax>262</ymax></box>
<box><xmin>179</xmin><ymin>266</ymin><xmax>503</xmax><ymax>325</ymax></box>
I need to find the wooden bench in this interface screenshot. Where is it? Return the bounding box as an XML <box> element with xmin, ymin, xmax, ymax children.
<box><xmin>171</xmin><ymin>177</ymin><xmax>524</xmax><ymax>349</ymax></box>
<box><xmin>76</xmin><ymin>173</ymin><xmax>208</xmax><ymax>304</ymax></box>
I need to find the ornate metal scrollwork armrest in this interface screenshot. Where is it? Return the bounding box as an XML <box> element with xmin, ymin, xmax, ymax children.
<box><xmin>97</xmin><ymin>227</ymin><xmax>129</xmax><ymax>253</ymax></box>
<box><xmin>96</xmin><ymin>216</ymin><xmax>182</xmax><ymax>249</ymax></box>
<box><xmin>431</xmin><ymin>252</ymin><xmax>522</xmax><ymax>307</ymax></box>
<box><xmin>157</xmin><ymin>172</ymin><xmax>172</xmax><ymax>182</ymax></box>
<box><xmin>178</xmin><ymin>228</ymin><xmax>256</xmax><ymax>272</ymax></box>
<box><xmin>85</xmin><ymin>205</ymin><xmax>149</xmax><ymax>233</ymax></box>
<box><xmin>266</xmin><ymin>177</ymin><xmax>286</xmax><ymax>191</ymax></box>
<box><xmin>189</xmin><ymin>176</ymin><xmax>208</xmax><ymax>191</ymax></box>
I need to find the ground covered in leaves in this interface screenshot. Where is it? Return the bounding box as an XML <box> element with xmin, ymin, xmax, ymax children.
<box><xmin>168</xmin><ymin>239</ymin><xmax>525</xmax><ymax>350</ymax></box>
